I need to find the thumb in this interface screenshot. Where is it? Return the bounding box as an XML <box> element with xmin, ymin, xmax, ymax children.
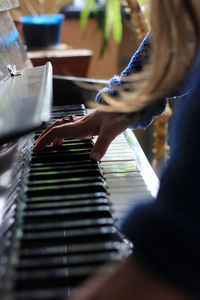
<box><xmin>90</xmin><ymin>131</ymin><xmax>115</xmax><ymax>161</ymax></box>
<box><xmin>90</xmin><ymin>115</ymin><xmax>130</xmax><ymax>161</ymax></box>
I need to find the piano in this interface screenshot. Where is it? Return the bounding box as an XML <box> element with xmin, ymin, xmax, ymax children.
<box><xmin>0</xmin><ymin>1</ymin><xmax>159</xmax><ymax>299</ymax></box>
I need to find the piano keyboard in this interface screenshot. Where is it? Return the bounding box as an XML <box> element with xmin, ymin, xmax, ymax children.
<box><xmin>7</xmin><ymin>104</ymin><xmax>137</xmax><ymax>300</ymax></box>
<box><xmin>3</xmin><ymin>103</ymin><xmax>159</xmax><ymax>300</ymax></box>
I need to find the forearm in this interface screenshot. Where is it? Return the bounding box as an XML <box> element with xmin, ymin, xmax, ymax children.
<box><xmin>95</xmin><ymin>32</ymin><xmax>167</xmax><ymax>130</ymax></box>
<box><xmin>95</xmin><ymin>32</ymin><xmax>152</xmax><ymax>104</ymax></box>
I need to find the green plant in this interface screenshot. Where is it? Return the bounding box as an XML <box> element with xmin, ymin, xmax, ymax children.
<box><xmin>80</xmin><ymin>0</ymin><xmax>122</xmax><ymax>57</ymax></box>
<box><xmin>138</xmin><ymin>0</ymin><xmax>149</xmax><ymax>5</ymax></box>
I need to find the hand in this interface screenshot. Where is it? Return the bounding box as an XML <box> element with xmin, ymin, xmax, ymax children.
<box><xmin>33</xmin><ymin>110</ymin><xmax>130</xmax><ymax>160</ymax></box>
<box><xmin>68</xmin><ymin>256</ymin><xmax>189</xmax><ymax>300</ymax></box>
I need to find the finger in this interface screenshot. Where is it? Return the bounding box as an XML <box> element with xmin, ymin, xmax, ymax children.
<box><xmin>37</xmin><ymin>119</ymin><xmax>63</xmax><ymax>141</ymax></box>
<box><xmin>35</xmin><ymin>115</ymin><xmax>87</xmax><ymax>147</ymax></box>
<box><xmin>71</xmin><ymin>116</ymin><xmax>83</xmax><ymax>121</ymax></box>
<box><xmin>90</xmin><ymin>130</ymin><xmax>117</xmax><ymax>161</ymax></box>
<box><xmin>51</xmin><ymin>138</ymin><xmax>63</xmax><ymax>146</ymax></box>
<box><xmin>33</xmin><ymin>124</ymin><xmax>74</xmax><ymax>151</ymax></box>
<box><xmin>35</xmin><ymin>116</ymin><xmax>81</xmax><ymax>146</ymax></box>
<box><xmin>33</xmin><ymin>118</ymin><xmax>96</xmax><ymax>152</ymax></box>
<box><xmin>90</xmin><ymin>117</ymin><xmax>130</xmax><ymax>161</ymax></box>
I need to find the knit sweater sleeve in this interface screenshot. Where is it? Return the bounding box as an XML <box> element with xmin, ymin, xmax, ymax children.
<box><xmin>95</xmin><ymin>31</ymin><xmax>167</xmax><ymax>129</ymax></box>
<box><xmin>121</xmin><ymin>53</ymin><xmax>200</xmax><ymax>299</ymax></box>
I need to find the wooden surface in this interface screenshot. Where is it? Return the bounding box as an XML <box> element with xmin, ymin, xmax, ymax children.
<box><xmin>27</xmin><ymin>45</ymin><xmax>93</xmax><ymax>77</ymax></box>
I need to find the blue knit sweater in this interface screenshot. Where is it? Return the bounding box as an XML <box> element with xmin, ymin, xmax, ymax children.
<box><xmin>121</xmin><ymin>49</ymin><xmax>200</xmax><ymax>299</ymax></box>
<box><xmin>95</xmin><ymin>32</ymin><xmax>166</xmax><ymax>129</ymax></box>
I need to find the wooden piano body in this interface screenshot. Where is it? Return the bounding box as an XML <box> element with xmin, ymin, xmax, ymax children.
<box><xmin>0</xmin><ymin>1</ymin><xmax>159</xmax><ymax>299</ymax></box>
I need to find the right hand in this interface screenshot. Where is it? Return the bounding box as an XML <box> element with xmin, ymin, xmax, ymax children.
<box><xmin>33</xmin><ymin>110</ymin><xmax>130</xmax><ymax>161</ymax></box>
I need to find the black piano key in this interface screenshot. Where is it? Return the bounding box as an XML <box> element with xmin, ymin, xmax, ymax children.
<box><xmin>29</xmin><ymin>162</ymin><xmax>101</xmax><ymax>172</ymax></box>
<box><xmin>31</xmin><ymin>153</ymin><xmax>94</xmax><ymax>164</ymax></box>
<box><xmin>20</xmin><ymin>245</ymin><xmax>68</xmax><ymax>258</ymax></box>
<box><xmin>30</xmin><ymin>159</ymin><xmax>98</xmax><ymax>169</ymax></box>
<box><xmin>21</xmin><ymin>226</ymin><xmax>117</xmax><ymax>240</ymax></box>
<box><xmin>14</xmin><ymin>287</ymin><xmax>70</xmax><ymax>300</ymax></box>
<box><xmin>27</xmin><ymin>176</ymin><xmax>104</xmax><ymax>188</ymax></box>
<box><xmin>24</xmin><ymin>198</ymin><xmax>110</xmax><ymax>211</ymax></box>
<box><xmin>59</xmin><ymin>140</ymin><xmax>93</xmax><ymax>146</ymax></box>
<box><xmin>50</xmin><ymin>112</ymin><xmax>85</xmax><ymax>118</ymax></box>
<box><xmin>25</xmin><ymin>182</ymin><xmax>108</xmax><ymax>197</ymax></box>
<box><xmin>51</xmin><ymin>106</ymin><xmax>85</xmax><ymax>112</ymax></box>
<box><xmin>28</xmin><ymin>168</ymin><xmax>104</xmax><ymax>181</ymax></box>
<box><xmin>22</xmin><ymin>218</ymin><xmax>113</xmax><ymax>232</ymax></box>
<box><xmin>34</xmin><ymin>142</ymin><xmax>93</xmax><ymax>151</ymax></box>
<box><xmin>16</xmin><ymin>251</ymin><xmax>119</xmax><ymax>270</ymax></box>
<box><xmin>25</xmin><ymin>192</ymin><xmax>108</xmax><ymax>204</ymax></box>
<box><xmin>19</xmin><ymin>241</ymin><xmax>122</xmax><ymax>258</ymax></box>
<box><xmin>15</xmin><ymin>265</ymin><xmax>97</xmax><ymax>289</ymax></box>
<box><xmin>20</xmin><ymin>226</ymin><xmax>118</xmax><ymax>246</ymax></box>
<box><xmin>22</xmin><ymin>206</ymin><xmax>112</xmax><ymax>223</ymax></box>
<box><xmin>31</xmin><ymin>152</ymin><xmax>92</xmax><ymax>164</ymax></box>
<box><xmin>22</xmin><ymin>205</ymin><xmax>111</xmax><ymax>218</ymax></box>
<box><xmin>52</xmin><ymin>104</ymin><xmax>85</xmax><ymax>111</ymax></box>
<box><xmin>50</xmin><ymin>110</ymin><xmax>85</xmax><ymax>117</ymax></box>
<box><xmin>32</xmin><ymin>149</ymin><xmax>91</xmax><ymax>158</ymax></box>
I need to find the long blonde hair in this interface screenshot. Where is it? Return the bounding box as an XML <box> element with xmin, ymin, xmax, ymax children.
<box><xmin>97</xmin><ymin>0</ymin><xmax>200</xmax><ymax>113</ymax></box>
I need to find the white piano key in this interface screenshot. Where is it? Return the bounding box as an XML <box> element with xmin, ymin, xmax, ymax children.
<box><xmin>94</xmin><ymin>129</ymin><xmax>159</xmax><ymax>222</ymax></box>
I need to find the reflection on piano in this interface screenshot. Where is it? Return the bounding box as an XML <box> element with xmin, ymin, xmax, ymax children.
<box><xmin>0</xmin><ymin>1</ymin><xmax>159</xmax><ymax>299</ymax></box>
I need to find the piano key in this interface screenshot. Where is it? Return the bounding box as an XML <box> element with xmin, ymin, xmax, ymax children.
<box><xmin>22</xmin><ymin>206</ymin><xmax>112</xmax><ymax>223</ymax></box>
<box><xmin>25</xmin><ymin>182</ymin><xmax>108</xmax><ymax>197</ymax></box>
<box><xmin>24</xmin><ymin>198</ymin><xmax>110</xmax><ymax>211</ymax></box>
<box><xmin>22</xmin><ymin>218</ymin><xmax>114</xmax><ymax>232</ymax></box>
<box><xmin>30</xmin><ymin>159</ymin><xmax>98</xmax><ymax>168</ymax></box>
<box><xmin>50</xmin><ymin>110</ymin><xmax>85</xmax><ymax>117</ymax></box>
<box><xmin>27</xmin><ymin>169</ymin><xmax>104</xmax><ymax>182</ymax></box>
<box><xmin>31</xmin><ymin>152</ymin><xmax>92</xmax><ymax>164</ymax></box>
<box><xmin>51</xmin><ymin>104</ymin><xmax>85</xmax><ymax>111</ymax></box>
<box><xmin>14</xmin><ymin>287</ymin><xmax>70</xmax><ymax>300</ymax></box>
<box><xmin>19</xmin><ymin>241</ymin><xmax>122</xmax><ymax>257</ymax></box>
<box><xmin>29</xmin><ymin>162</ymin><xmax>102</xmax><ymax>172</ymax></box>
<box><xmin>31</xmin><ymin>153</ymin><xmax>93</xmax><ymax>163</ymax></box>
<box><xmin>15</xmin><ymin>265</ymin><xmax>98</xmax><ymax>289</ymax></box>
<box><xmin>25</xmin><ymin>192</ymin><xmax>108</xmax><ymax>204</ymax></box>
<box><xmin>32</xmin><ymin>148</ymin><xmax>92</xmax><ymax>157</ymax></box>
<box><xmin>16</xmin><ymin>252</ymin><xmax>120</xmax><ymax>270</ymax></box>
<box><xmin>36</xmin><ymin>141</ymin><xmax>93</xmax><ymax>150</ymax></box>
<box><xmin>21</xmin><ymin>225</ymin><xmax>117</xmax><ymax>240</ymax></box>
<box><xmin>27</xmin><ymin>176</ymin><xmax>105</xmax><ymax>187</ymax></box>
